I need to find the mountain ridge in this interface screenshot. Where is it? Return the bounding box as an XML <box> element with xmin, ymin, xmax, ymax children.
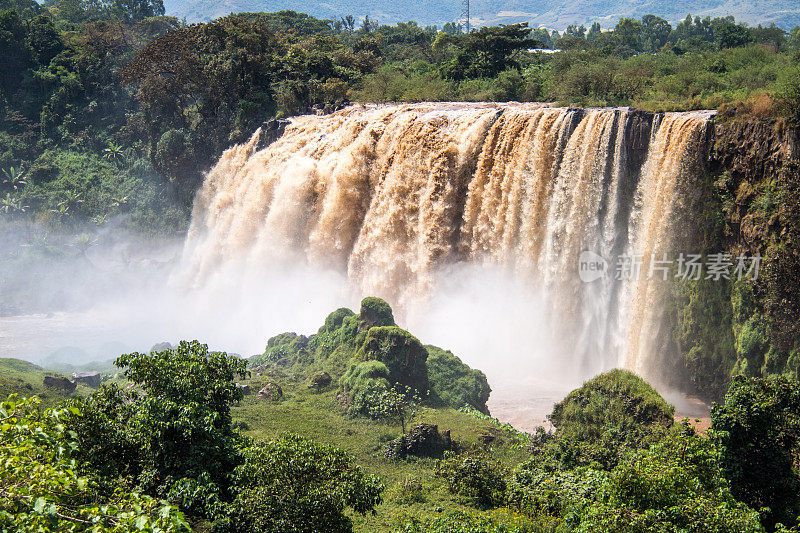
<box><xmin>163</xmin><ymin>0</ymin><xmax>800</xmax><ymax>30</ymax></box>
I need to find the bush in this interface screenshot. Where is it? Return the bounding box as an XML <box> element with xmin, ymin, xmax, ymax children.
<box><xmin>574</xmin><ymin>432</ymin><xmax>763</xmax><ymax>533</ymax></box>
<box><xmin>390</xmin><ymin>476</ymin><xmax>427</xmax><ymax>505</ymax></box>
<box><xmin>67</xmin><ymin>341</ymin><xmax>248</xmax><ymax>501</ymax></box>
<box><xmin>395</xmin><ymin>508</ymin><xmax>553</xmax><ymax>533</ymax></box>
<box><xmin>229</xmin><ymin>434</ymin><xmax>383</xmax><ymax>533</ymax></box>
<box><xmin>711</xmin><ymin>375</ymin><xmax>800</xmax><ymax>530</ymax></box>
<box><xmin>546</xmin><ymin>369</ymin><xmax>674</xmax><ymax>468</ymax></box>
<box><xmin>0</xmin><ymin>394</ymin><xmax>189</xmax><ymax>532</ymax></box>
<box><xmin>436</xmin><ymin>451</ymin><xmax>508</xmax><ymax>509</ymax></box>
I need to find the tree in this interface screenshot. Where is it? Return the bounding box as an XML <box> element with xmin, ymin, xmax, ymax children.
<box><xmin>614</xmin><ymin>17</ymin><xmax>643</xmax><ymax>54</ymax></box>
<box><xmin>0</xmin><ymin>394</ymin><xmax>189</xmax><ymax>532</ymax></box>
<box><xmin>229</xmin><ymin>434</ymin><xmax>383</xmax><ymax>533</ymax></box>
<box><xmin>439</xmin><ymin>23</ymin><xmax>538</xmax><ymax>80</ymax></box>
<box><xmin>586</xmin><ymin>22</ymin><xmax>601</xmax><ymax>42</ymax></box>
<box><xmin>641</xmin><ymin>14</ymin><xmax>671</xmax><ymax>52</ymax></box>
<box><xmin>711</xmin><ymin>376</ymin><xmax>800</xmax><ymax>530</ymax></box>
<box><xmin>441</xmin><ymin>21</ymin><xmax>460</xmax><ymax>36</ymax></box>
<box><xmin>713</xmin><ymin>17</ymin><xmax>753</xmax><ymax>49</ymax></box>
<box><xmin>68</xmin><ymin>341</ymin><xmax>249</xmax><ymax>501</ymax></box>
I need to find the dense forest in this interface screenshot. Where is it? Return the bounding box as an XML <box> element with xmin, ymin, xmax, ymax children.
<box><xmin>1</xmin><ymin>0</ymin><xmax>799</xmax><ymax>231</ymax></box>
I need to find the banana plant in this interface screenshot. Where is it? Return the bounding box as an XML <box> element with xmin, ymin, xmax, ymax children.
<box><xmin>1</xmin><ymin>166</ymin><xmax>26</xmax><ymax>190</ymax></box>
<box><xmin>103</xmin><ymin>141</ymin><xmax>125</xmax><ymax>164</ymax></box>
<box><xmin>1</xmin><ymin>192</ymin><xmax>28</xmax><ymax>213</ymax></box>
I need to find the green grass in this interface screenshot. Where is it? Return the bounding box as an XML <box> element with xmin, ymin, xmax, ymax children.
<box><xmin>0</xmin><ymin>358</ymin><xmax>93</xmax><ymax>407</ymax></box>
<box><xmin>232</xmin><ymin>372</ymin><xmax>530</xmax><ymax>532</ymax></box>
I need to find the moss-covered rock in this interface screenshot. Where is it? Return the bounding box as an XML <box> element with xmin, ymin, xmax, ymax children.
<box><xmin>358</xmin><ymin>297</ymin><xmax>395</xmax><ymax>329</ymax></box>
<box><xmin>426</xmin><ymin>345</ymin><xmax>491</xmax><ymax>414</ymax></box>
<box><xmin>354</xmin><ymin>326</ymin><xmax>428</xmax><ymax>393</ymax></box>
<box><xmin>247</xmin><ymin>298</ymin><xmax>490</xmax><ymax>411</ymax></box>
<box><xmin>550</xmin><ymin>369</ymin><xmax>674</xmax><ymax>448</ymax></box>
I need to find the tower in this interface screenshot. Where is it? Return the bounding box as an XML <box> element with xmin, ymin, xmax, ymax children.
<box><xmin>460</xmin><ymin>0</ymin><xmax>470</xmax><ymax>33</ymax></box>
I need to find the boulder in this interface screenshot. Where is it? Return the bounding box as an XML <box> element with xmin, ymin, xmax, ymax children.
<box><xmin>308</xmin><ymin>371</ymin><xmax>332</xmax><ymax>390</ymax></box>
<box><xmin>385</xmin><ymin>423</ymin><xmax>454</xmax><ymax>460</ymax></box>
<box><xmin>43</xmin><ymin>376</ymin><xmax>76</xmax><ymax>393</ymax></box>
<box><xmin>356</xmin><ymin>326</ymin><xmax>428</xmax><ymax>393</ymax></box>
<box><xmin>257</xmin><ymin>383</ymin><xmax>283</xmax><ymax>400</ymax></box>
<box><xmin>236</xmin><ymin>383</ymin><xmax>252</xmax><ymax>395</ymax></box>
<box><xmin>71</xmin><ymin>372</ymin><xmax>102</xmax><ymax>388</ymax></box>
<box><xmin>358</xmin><ymin>297</ymin><xmax>395</xmax><ymax>330</ymax></box>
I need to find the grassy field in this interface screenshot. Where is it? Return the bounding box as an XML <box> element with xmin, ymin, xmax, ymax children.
<box><xmin>232</xmin><ymin>371</ymin><xmax>532</xmax><ymax>532</ymax></box>
<box><xmin>0</xmin><ymin>358</ymin><xmax>96</xmax><ymax>407</ymax></box>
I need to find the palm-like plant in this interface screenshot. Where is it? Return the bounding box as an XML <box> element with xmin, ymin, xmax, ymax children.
<box><xmin>1</xmin><ymin>192</ymin><xmax>28</xmax><ymax>213</ymax></box>
<box><xmin>2</xmin><ymin>166</ymin><xmax>26</xmax><ymax>190</ymax></box>
<box><xmin>103</xmin><ymin>142</ymin><xmax>125</xmax><ymax>164</ymax></box>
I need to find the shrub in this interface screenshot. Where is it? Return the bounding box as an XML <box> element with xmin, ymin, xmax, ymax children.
<box><xmin>0</xmin><ymin>394</ymin><xmax>189</xmax><ymax>532</ymax></box>
<box><xmin>711</xmin><ymin>375</ymin><xmax>800</xmax><ymax>530</ymax></box>
<box><xmin>391</xmin><ymin>476</ymin><xmax>427</xmax><ymax>505</ymax></box>
<box><xmin>67</xmin><ymin>341</ymin><xmax>248</xmax><ymax>501</ymax></box>
<box><xmin>436</xmin><ymin>451</ymin><xmax>508</xmax><ymax>509</ymax></box>
<box><xmin>395</xmin><ymin>508</ymin><xmax>552</xmax><ymax>533</ymax></box>
<box><xmin>574</xmin><ymin>433</ymin><xmax>763</xmax><ymax>533</ymax></box>
<box><xmin>546</xmin><ymin>369</ymin><xmax>674</xmax><ymax>468</ymax></box>
<box><xmin>229</xmin><ymin>434</ymin><xmax>383</xmax><ymax>533</ymax></box>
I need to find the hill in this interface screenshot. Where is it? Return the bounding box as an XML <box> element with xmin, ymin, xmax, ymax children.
<box><xmin>163</xmin><ymin>0</ymin><xmax>800</xmax><ymax>30</ymax></box>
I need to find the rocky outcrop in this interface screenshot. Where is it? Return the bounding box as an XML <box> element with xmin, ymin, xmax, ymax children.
<box><xmin>43</xmin><ymin>376</ymin><xmax>76</xmax><ymax>392</ymax></box>
<box><xmin>308</xmin><ymin>371</ymin><xmax>332</xmax><ymax>390</ymax></box>
<box><xmin>72</xmin><ymin>372</ymin><xmax>102</xmax><ymax>388</ymax></box>
<box><xmin>385</xmin><ymin>423</ymin><xmax>455</xmax><ymax>460</ymax></box>
<box><xmin>356</xmin><ymin>326</ymin><xmax>429</xmax><ymax>393</ymax></box>
<box><xmin>257</xmin><ymin>383</ymin><xmax>283</xmax><ymax>400</ymax></box>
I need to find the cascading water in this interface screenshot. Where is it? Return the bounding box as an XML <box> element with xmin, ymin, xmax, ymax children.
<box><xmin>178</xmin><ymin>102</ymin><xmax>712</xmax><ymax>383</ymax></box>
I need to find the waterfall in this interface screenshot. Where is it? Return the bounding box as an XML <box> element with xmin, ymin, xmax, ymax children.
<box><xmin>178</xmin><ymin>102</ymin><xmax>712</xmax><ymax>379</ymax></box>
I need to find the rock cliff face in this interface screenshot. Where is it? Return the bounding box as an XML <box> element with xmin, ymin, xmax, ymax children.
<box><xmin>710</xmin><ymin>119</ymin><xmax>799</xmax><ymax>254</ymax></box>
<box><xmin>673</xmin><ymin>118</ymin><xmax>800</xmax><ymax>400</ymax></box>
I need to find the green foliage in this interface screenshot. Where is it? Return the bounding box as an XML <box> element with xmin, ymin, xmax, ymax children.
<box><xmin>546</xmin><ymin>369</ymin><xmax>674</xmax><ymax>468</ymax></box>
<box><xmin>711</xmin><ymin>376</ymin><xmax>800</xmax><ymax>530</ymax></box>
<box><xmin>389</xmin><ymin>476</ymin><xmax>427</xmax><ymax>505</ymax></box>
<box><xmin>67</xmin><ymin>340</ymin><xmax>248</xmax><ymax>500</ymax></box>
<box><xmin>395</xmin><ymin>508</ymin><xmax>553</xmax><ymax>532</ymax></box>
<box><xmin>436</xmin><ymin>451</ymin><xmax>508</xmax><ymax>509</ymax></box>
<box><xmin>0</xmin><ymin>394</ymin><xmax>189</xmax><ymax>531</ymax></box>
<box><xmin>229</xmin><ymin>433</ymin><xmax>383</xmax><ymax>533</ymax></box>
<box><xmin>509</xmin><ymin>461</ymin><xmax>608</xmax><ymax>519</ymax></box>
<box><xmin>359</xmin><ymin>296</ymin><xmax>396</xmax><ymax>327</ymax></box>
<box><xmin>574</xmin><ymin>432</ymin><xmax>763</xmax><ymax>533</ymax></box>
<box><xmin>425</xmin><ymin>345</ymin><xmax>491</xmax><ymax>414</ymax></box>
<box><xmin>671</xmin><ymin>275</ymin><xmax>737</xmax><ymax>399</ymax></box>
<box><xmin>437</xmin><ymin>23</ymin><xmax>538</xmax><ymax>80</ymax></box>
